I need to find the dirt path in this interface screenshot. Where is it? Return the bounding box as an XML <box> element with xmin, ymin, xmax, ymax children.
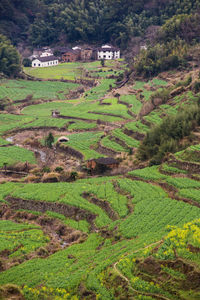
<box><xmin>113</xmin><ymin>240</ymin><xmax>173</xmax><ymax>300</ymax></box>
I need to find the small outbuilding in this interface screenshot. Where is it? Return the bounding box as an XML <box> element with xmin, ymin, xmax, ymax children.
<box><xmin>87</xmin><ymin>157</ymin><xmax>119</xmax><ymax>172</ymax></box>
<box><xmin>51</xmin><ymin>110</ymin><xmax>60</xmax><ymax>118</ymax></box>
<box><xmin>57</xmin><ymin>136</ymin><xmax>69</xmax><ymax>143</ymax></box>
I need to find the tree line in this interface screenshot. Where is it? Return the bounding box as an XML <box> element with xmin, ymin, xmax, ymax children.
<box><xmin>1</xmin><ymin>0</ymin><xmax>200</xmax><ymax>48</ymax></box>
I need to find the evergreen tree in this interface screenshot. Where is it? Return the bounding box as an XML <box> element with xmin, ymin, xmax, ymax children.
<box><xmin>45</xmin><ymin>132</ymin><xmax>54</xmax><ymax>148</ymax></box>
<box><xmin>0</xmin><ymin>34</ymin><xmax>21</xmax><ymax>77</ymax></box>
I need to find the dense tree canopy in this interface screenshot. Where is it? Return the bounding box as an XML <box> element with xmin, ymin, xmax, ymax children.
<box><xmin>1</xmin><ymin>0</ymin><xmax>200</xmax><ymax>48</ymax></box>
<box><xmin>0</xmin><ymin>35</ymin><xmax>21</xmax><ymax>77</ymax></box>
<box><xmin>133</xmin><ymin>12</ymin><xmax>200</xmax><ymax>77</ymax></box>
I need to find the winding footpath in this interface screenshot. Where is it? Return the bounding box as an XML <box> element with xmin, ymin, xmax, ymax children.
<box><xmin>113</xmin><ymin>240</ymin><xmax>173</xmax><ymax>300</ymax></box>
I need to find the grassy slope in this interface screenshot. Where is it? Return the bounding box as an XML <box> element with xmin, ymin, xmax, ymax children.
<box><xmin>1</xmin><ymin>61</ymin><xmax>200</xmax><ymax>299</ymax></box>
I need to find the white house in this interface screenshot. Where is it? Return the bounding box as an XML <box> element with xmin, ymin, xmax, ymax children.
<box><xmin>32</xmin><ymin>55</ymin><xmax>59</xmax><ymax>67</ymax></box>
<box><xmin>40</xmin><ymin>50</ymin><xmax>53</xmax><ymax>57</ymax></box>
<box><xmin>97</xmin><ymin>45</ymin><xmax>120</xmax><ymax>60</ymax></box>
<box><xmin>33</xmin><ymin>47</ymin><xmax>52</xmax><ymax>58</ymax></box>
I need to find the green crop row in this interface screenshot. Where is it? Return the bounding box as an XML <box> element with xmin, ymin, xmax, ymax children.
<box><xmin>120</xmin><ymin>95</ymin><xmax>142</xmax><ymax>114</ymax></box>
<box><xmin>161</xmin><ymin>163</ymin><xmax>187</xmax><ymax>174</ymax></box>
<box><xmin>68</xmin><ymin>121</ymin><xmax>97</xmax><ymax>131</ymax></box>
<box><xmin>117</xmin><ymin>178</ymin><xmax>200</xmax><ymax>239</ymax></box>
<box><xmin>128</xmin><ymin>165</ymin><xmax>167</xmax><ymax>181</ymax></box>
<box><xmin>179</xmin><ymin>188</ymin><xmax>200</xmax><ymax>203</ymax></box>
<box><xmin>63</xmin><ymin>131</ymin><xmax>103</xmax><ymax>160</ymax></box>
<box><xmin>125</xmin><ymin>120</ymin><xmax>149</xmax><ymax>134</ymax></box>
<box><xmin>0</xmin><ymin>80</ymin><xmax>79</xmax><ymax>101</ymax></box>
<box><xmin>0</xmin><ymin>146</ymin><xmax>36</xmax><ymax>167</ymax></box>
<box><xmin>144</xmin><ymin>111</ymin><xmax>163</xmax><ymax>125</ymax></box>
<box><xmin>23</xmin><ymin>101</ymin><xmax>123</xmax><ymax>123</ymax></box>
<box><xmin>101</xmin><ymin>135</ymin><xmax>127</xmax><ymax>152</ymax></box>
<box><xmin>0</xmin><ymin>113</ymin><xmax>35</xmax><ymax>135</ymax></box>
<box><xmin>0</xmin><ymin>220</ymin><xmax>48</xmax><ymax>257</ymax></box>
<box><xmin>84</xmin><ymin>79</ymin><xmax>116</xmax><ymax>101</ymax></box>
<box><xmin>112</xmin><ymin>129</ymin><xmax>140</xmax><ymax>148</ymax></box>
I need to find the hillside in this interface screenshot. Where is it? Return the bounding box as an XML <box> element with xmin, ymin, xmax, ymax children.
<box><xmin>1</xmin><ymin>0</ymin><xmax>200</xmax><ymax>49</ymax></box>
<box><xmin>1</xmin><ymin>1</ymin><xmax>200</xmax><ymax>299</ymax></box>
<box><xmin>0</xmin><ymin>53</ymin><xmax>200</xmax><ymax>298</ymax></box>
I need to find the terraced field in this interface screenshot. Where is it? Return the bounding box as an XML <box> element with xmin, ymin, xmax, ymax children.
<box><xmin>1</xmin><ymin>61</ymin><xmax>200</xmax><ymax>299</ymax></box>
<box><xmin>0</xmin><ymin>171</ymin><xmax>200</xmax><ymax>299</ymax></box>
<box><xmin>0</xmin><ymin>80</ymin><xmax>79</xmax><ymax>101</ymax></box>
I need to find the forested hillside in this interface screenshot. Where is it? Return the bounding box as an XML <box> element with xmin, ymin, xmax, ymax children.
<box><xmin>1</xmin><ymin>0</ymin><xmax>200</xmax><ymax>48</ymax></box>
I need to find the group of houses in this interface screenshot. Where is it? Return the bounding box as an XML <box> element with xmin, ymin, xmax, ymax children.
<box><xmin>31</xmin><ymin>45</ymin><xmax>120</xmax><ymax>68</ymax></box>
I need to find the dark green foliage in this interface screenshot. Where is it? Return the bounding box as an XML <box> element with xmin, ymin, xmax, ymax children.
<box><xmin>70</xmin><ymin>171</ymin><xmax>78</xmax><ymax>181</ymax></box>
<box><xmin>193</xmin><ymin>81</ymin><xmax>200</xmax><ymax>93</ymax></box>
<box><xmin>100</xmin><ymin>59</ymin><xmax>105</xmax><ymax>67</ymax></box>
<box><xmin>1</xmin><ymin>0</ymin><xmax>200</xmax><ymax>49</ymax></box>
<box><xmin>133</xmin><ymin>12</ymin><xmax>200</xmax><ymax>78</ymax></box>
<box><xmin>43</xmin><ymin>166</ymin><xmax>50</xmax><ymax>173</ymax></box>
<box><xmin>0</xmin><ymin>97</ymin><xmax>12</xmax><ymax>110</ymax></box>
<box><xmin>150</xmin><ymin>87</ymin><xmax>171</xmax><ymax>104</ymax></box>
<box><xmin>54</xmin><ymin>166</ymin><xmax>64</xmax><ymax>173</ymax></box>
<box><xmin>0</xmin><ymin>35</ymin><xmax>21</xmax><ymax>78</ymax></box>
<box><xmin>158</xmin><ymin>13</ymin><xmax>200</xmax><ymax>44</ymax></box>
<box><xmin>137</xmin><ymin>105</ymin><xmax>200</xmax><ymax>164</ymax></box>
<box><xmin>134</xmin><ymin>39</ymin><xmax>187</xmax><ymax>77</ymax></box>
<box><xmin>22</xmin><ymin>58</ymin><xmax>31</xmax><ymax>67</ymax></box>
<box><xmin>45</xmin><ymin>132</ymin><xmax>54</xmax><ymax>148</ymax></box>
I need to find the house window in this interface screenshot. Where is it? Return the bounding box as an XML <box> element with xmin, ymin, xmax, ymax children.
<box><xmin>104</xmin><ymin>55</ymin><xmax>106</xmax><ymax>58</ymax></box>
<box><xmin>34</xmin><ymin>63</ymin><xmax>36</xmax><ymax>66</ymax></box>
<box><xmin>38</xmin><ymin>64</ymin><xmax>40</xmax><ymax>66</ymax></box>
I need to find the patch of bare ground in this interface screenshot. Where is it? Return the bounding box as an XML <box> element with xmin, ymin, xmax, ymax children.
<box><xmin>124</xmin><ymin>128</ymin><xmax>145</xmax><ymax>140</ymax></box>
<box><xmin>0</xmin><ymin>284</ymin><xmax>25</xmax><ymax>300</ymax></box>
<box><xmin>105</xmin><ymin>84</ymin><xmax>136</xmax><ymax>98</ymax></box>
<box><xmin>0</xmin><ymin>204</ymin><xmax>87</xmax><ymax>271</ymax></box>
<box><xmin>82</xmin><ymin>191</ymin><xmax>119</xmax><ymax>221</ymax></box>
<box><xmin>95</xmin><ymin>139</ymin><xmax>118</xmax><ymax>156</ymax></box>
<box><xmin>113</xmin><ymin>241</ymin><xmax>175</xmax><ymax>300</ymax></box>
<box><xmin>110</xmin><ymin>136</ymin><xmax>129</xmax><ymax>150</ymax></box>
<box><xmin>167</xmin><ymin>153</ymin><xmax>200</xmax><ymax>174</ymax></box>
<box><xmin>5</xmin><ymin>196</ymin><xmax>97</xmax><ymax>230</ymax></box>
<box><xmin>136</xmin><ymin>256</ymin><xmax>200</xmax><ymax>295</ymax></box>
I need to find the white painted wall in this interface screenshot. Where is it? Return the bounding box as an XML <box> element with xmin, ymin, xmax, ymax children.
<box><xmin>40</xmin><ymin>51</ymin><xmax>53</xmax><ymax>57</ymax></box>
<box><xmin>97</xmin><ymin>50</ymin><xmax>120</xmax><ymax>60</ymax></box>
<box><xmin>32</xmin><ymin>59</ymin><xmax>59</xmax><ymax>68</ymax></box>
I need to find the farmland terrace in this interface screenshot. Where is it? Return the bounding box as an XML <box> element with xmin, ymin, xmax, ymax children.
<box><xmin>0</xmin><ymin>60</ymin><xmax>200</xmax><ymax>299</ymax></box>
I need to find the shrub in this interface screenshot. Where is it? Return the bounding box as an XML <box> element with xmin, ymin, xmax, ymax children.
<box><xmin>193</xmin><ymin>81</ymin><xmax>200</xmax><ymax>93</ymax></box>
<box><xmin>54</xmin><ymin>166</ymin><xmax>64</xmax><ymax>173</ymax></box>
<box><xmin>137</xmin><ymin>104</ymin><xmax>200</xmax><ymax>164</ymax></box>
<box><xmin>22</xmin><ymin>58</ymin><xmax>31</xmax><ymax>67</ymax></box>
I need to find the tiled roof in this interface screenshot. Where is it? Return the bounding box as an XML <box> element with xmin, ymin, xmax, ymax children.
<box><xmin>97</xmin><ymin>47</ymin><xmax>120</xmax><ymax>51</ymax></box>
<box><xmin>34</xmin><ymin>55</ymin><xmax>58</xmax><ymax>62</ymax></box>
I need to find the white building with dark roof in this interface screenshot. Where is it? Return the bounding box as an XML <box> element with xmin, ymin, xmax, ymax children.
<box><xmin>32</xmin><ymin>55</ymin><xmax>59</xmax><ymax>67</ymax></box>
<box><xmin>97</xmin><ymin>45</ymin><xmax>120</xmax><ymax>60</ymax></box>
